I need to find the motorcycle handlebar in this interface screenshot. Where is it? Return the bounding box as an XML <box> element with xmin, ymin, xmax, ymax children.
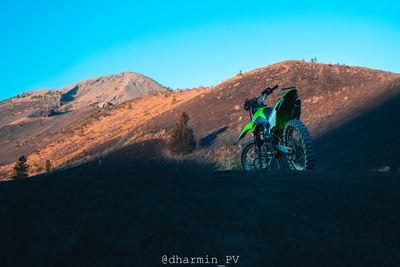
<box><xmin>244</xmin><ymin>85</ymin><xmax>280</xmax><ymax>111</ymax></box>
<box><xmin>261</xmin><ymin>85</ymin><xmax>279</xmax><ymax>97</ymax></box>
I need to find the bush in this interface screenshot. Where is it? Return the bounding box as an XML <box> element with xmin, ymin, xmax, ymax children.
<box><xmin>45</xmin><ymin>160</ymin><xmax>52</xmax><ymax>172</ymax></box>
<box><xmin>171</xmin><ymin>95</ymin><xmax>177</xmax><ymax>105</ymax></box>
<box><xmin>168</xmin><ymin>112</ymin><xmax>195</xmax><ymax>155</ymax></box>
<box><xmin>13</xmin><ymin>155</ymin><xmax>29</xmax><ymax>179</ymax></box>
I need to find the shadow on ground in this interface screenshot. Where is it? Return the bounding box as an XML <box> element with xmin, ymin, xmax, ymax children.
<box><xmin>59</xmin><ymin>139</ymin><xmax>216</xmax><ymax>179</ymax></box>
<box><xmin>314</xmin><ymin>92</ymin><xmax>400</xmax><ymax>171</ymax></box>
<box><xmin>201</xmin><ymin>126</ymin><xmax>229</xmax><ymax>148</ymax></box>
<box><xmin>0</xmin><ymin>138</ymin><xmax>399</xmax><ymax>266</ymax></box>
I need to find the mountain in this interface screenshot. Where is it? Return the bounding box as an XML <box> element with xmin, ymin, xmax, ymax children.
<box><xmin>0</xmin><ymin>71</ymin><xmax>168</xmax><ymax>114</ymax></box>
<box><xmin>57</xmin><ymin>72</ymin><xmax>169</xmax><ymax>109</ymax></box>
<box><xmin>0</xmin><ymin>61</ymin><xmax>399</xmax><ymax>179</ymax></box>
<box><xmin>0</xmin><ymin>72</ymin><xmax>169</xmax><ymax>177</ymax></box>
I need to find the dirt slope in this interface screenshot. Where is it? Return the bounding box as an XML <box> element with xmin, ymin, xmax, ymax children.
<box><xmin>150</xmin><ymin>60</ymin><xmax>400</xmax><ymax>143</ymax></box>
<box><xmin>0</xmin><ymin>140</ymin><xmax>399</xmax><ymax>266</ymax></box>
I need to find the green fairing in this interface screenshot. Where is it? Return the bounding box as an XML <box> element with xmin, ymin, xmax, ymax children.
<box><xmin>252</xmin><ymin>107</ymin><xmax>267</xmax><ymax>123</ymax></box>
<box><xmin>238</xmin><ymin>107</ymin><xmax>268</xmax><ymax>140</ymax></box>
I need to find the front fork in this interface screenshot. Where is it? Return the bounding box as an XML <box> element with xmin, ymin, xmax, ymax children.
<box><xmin>254</xmin><ymin>127</ymin><xmax>290</xmax><ymax>170</ymax></box>
<box><xmin>253</xmin><ymin>134</ymin><xmax>263</xmax><ymax>169</ymax></box>
<box><xmin>254</xmin><ymin>126</ymin><xmax>273</xmax><ymax>169</ymax></box>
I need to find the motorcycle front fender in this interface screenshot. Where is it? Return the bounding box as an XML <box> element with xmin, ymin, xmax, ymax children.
<box><xmin>238</xmin><ymin>122</ymin><xmax>255</xmax><ymax>141</ymax></box>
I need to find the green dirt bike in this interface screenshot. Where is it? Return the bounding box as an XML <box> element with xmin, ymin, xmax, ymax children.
<box><xmin>238</xmin><ymin>85</ymin><xmax>314</xmax><ymax>171</ymax></box>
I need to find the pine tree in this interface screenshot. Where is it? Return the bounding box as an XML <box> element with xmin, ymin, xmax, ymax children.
<box><xmin>168</xmin><ymin>112</ymin><xmax>195</xmax><ymax>155</ymax></box>
<box><xmin>13</xmin><ymin>155</ymin><xmax>29</xmax><ymax>179</ymax></box>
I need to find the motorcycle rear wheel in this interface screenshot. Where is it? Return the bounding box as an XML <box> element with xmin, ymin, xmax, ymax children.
<box><xmin>283</xmin><ymin>119</ymin><xmax>315</xmax><ymax>170</ymax></box>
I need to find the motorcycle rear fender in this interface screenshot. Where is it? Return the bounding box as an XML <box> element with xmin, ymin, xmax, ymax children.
<box><xmin>238</xmin><ymin>122</ymin><xmax>255</xmax><ymax>141</ymax></box>
<box><xmin>272</xmin><ymin>88</ymin><xmax>299</xmax><ymax>130</ymax></box>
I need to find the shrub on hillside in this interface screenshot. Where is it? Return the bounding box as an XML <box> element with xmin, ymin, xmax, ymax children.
<box><xmin>168</xmin><ymin>112</ymin><xmax>195</xmax><ymax>155</ymax></box>
<box><xmin>171</xmin><ymin>95</ymin><xmax>177</xmax><ymax>105</ymax></box>
<box><xmin>13</xmin><ymin>155</ymin><xmax>29</xmax><ymax>180</ymax></box>
<box><xmin>45</xmin><ymin>160</ymin><xmax>52</xmax><ymax>172</ymax></box>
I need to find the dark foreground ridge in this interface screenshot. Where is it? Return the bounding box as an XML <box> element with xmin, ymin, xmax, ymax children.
<box><xmin>1</xmin><ymin>139</ymin><xmax>399</xmax><ymax>267</ymax></box>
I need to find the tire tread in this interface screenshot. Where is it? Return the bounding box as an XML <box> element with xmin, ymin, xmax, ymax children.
<box><xmin>283</xmin><ymin>119</ymin><xmax>315</xmax><ymax>170</ymax></box>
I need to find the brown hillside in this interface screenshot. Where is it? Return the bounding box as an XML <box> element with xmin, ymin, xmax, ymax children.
<box><xmin>0</xmin><ymin>72</ymin><xmax>169</xmax><ymax>178</ymax></box>
<box><xmin>1</xmin><ymin>61</ymin><xmax>399</xmax><ymax>179</ymax></box>
<box><xmin>152</xmin><ymin>60</ymin><xmax>400</xmax><ymax>143</ymax></box>
<box><xmin>0</xmin><ymin>88</ymin><xmax>204</xmax><ymax>179</ymax></box>
<box><xmin>148</xmin><ymin>61</ymin><xmax>400</xmax><ymax>170</ymax></box>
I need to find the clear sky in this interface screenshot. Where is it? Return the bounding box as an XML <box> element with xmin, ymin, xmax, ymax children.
<box><xmin>1</xmin><ymin>0</ymin><xmax>399</xmax><ymax>100</ymax></box>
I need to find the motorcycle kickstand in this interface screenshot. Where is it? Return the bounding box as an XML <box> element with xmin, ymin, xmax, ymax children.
<box><xmin>267</xmin><ymin>154</ymin><xmax>276</xmax><ymax>171</ymax></box>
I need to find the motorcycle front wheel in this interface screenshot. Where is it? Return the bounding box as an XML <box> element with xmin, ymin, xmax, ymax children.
<box><xmin>240</xmin><ymin>140</ymin><xmax>283</xmax><ymax>171</ymax></box>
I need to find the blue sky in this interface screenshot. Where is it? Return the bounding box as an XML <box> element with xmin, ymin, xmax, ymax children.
<box><xmin>0</xmin><ymin>0</ymin><xmax>399</xmax><ymax>100</ymax></box>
